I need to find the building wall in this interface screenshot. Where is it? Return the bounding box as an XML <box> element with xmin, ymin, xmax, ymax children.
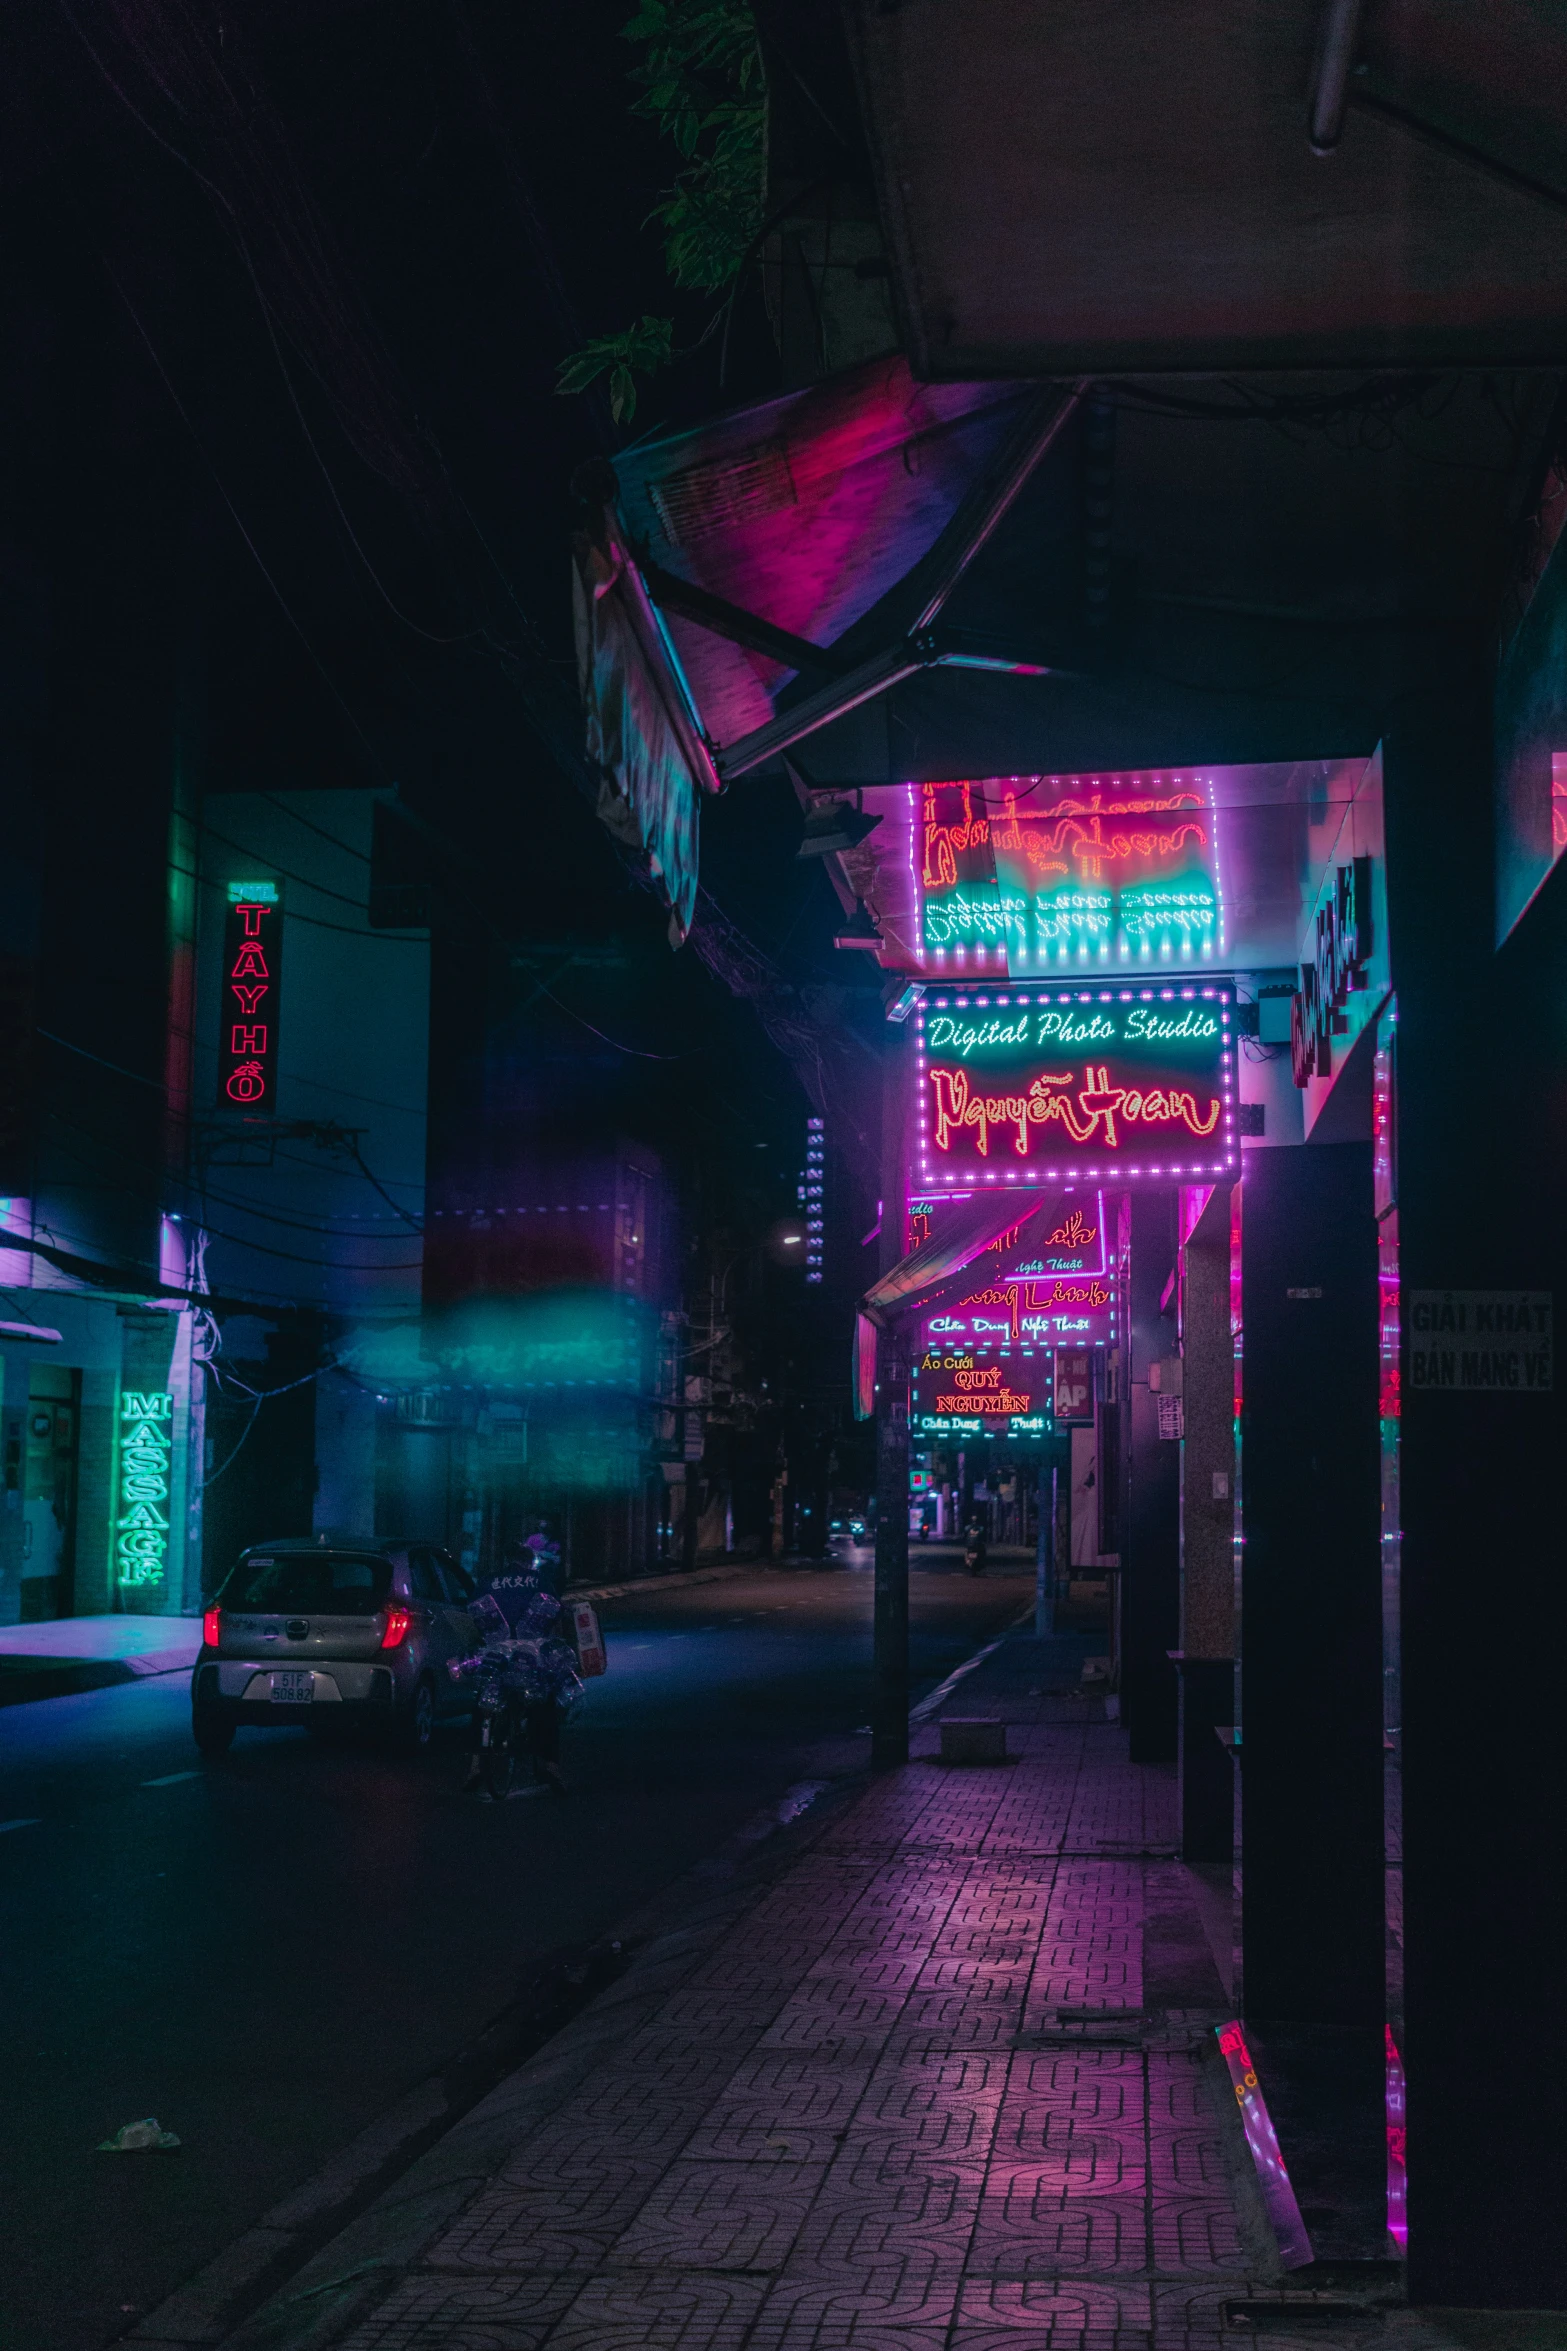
<box><xmin>192</xmin><ymin>790</ymin><xmax>428</xmax><ymax>1319</ymax></box>
<box><xmin>0</xmin><ymin>1293</ymin><xmax>199</xmax><ymax>1622</ymax></box>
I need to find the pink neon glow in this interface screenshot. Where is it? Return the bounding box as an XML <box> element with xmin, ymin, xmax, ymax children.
<box><xmin>1386</xmin><ymin>2027</ymin><xmax>1407</xmax><ymax>2248</ymax></box>
<box><xmin>1215</xmin><ymin>2023</ymin><xmax>1312</xmax><ymax>2270</ymax></box>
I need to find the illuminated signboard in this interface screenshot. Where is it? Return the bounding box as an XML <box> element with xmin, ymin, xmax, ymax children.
<box><xmin>926</xmin><ymin>1275</ymin><xmax>1114</xmax><ymax>1353</ymax></box>
<box><xmin>919</xmin><ymin>777</ymin><xmax>1221</xmax><ymax>974</ymax></box>
<box><xmin>219</xmin><ymin>881</ymin><xmax>282</xmax><ymax>1111</ymax></box>
<box><xmin>997</xmin><ymin>1197</ymin><xmax>1106</xmax><ymax>1277</ymax></box>
<box><xmin>116</xmin><ymin>1390</ymin><xmax>173</xmax><ymax>1588</ymax></box>
<box><xmin>914</xmin><ymin>984</ymin><xmax>1236</xmax><ymax>1192</ymax></box>
<box><xmin>1053</xmin><ymin>1346</ymin><xmax>1096</xmax><ymax>1423</ymax></box>
<box><xmin>912</xmin><ymin>1347</ymin><xmax>1052</xmax><ymax>1438</ymax></box>
<box><xmin>802</xmin><ymin>1117</ymin><xmax>825</xmax><ymax>1283</ymax></box>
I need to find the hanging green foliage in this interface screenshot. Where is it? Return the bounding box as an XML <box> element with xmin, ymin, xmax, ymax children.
<box><xmin>556</xmin><ymin>316</ymin><xmax>675</xmax><ymax>426</ymax></box>
<box><xmin>557</xmin><ymin>0</ymin><xmax>765</xmax><ymax>423</ymax></box>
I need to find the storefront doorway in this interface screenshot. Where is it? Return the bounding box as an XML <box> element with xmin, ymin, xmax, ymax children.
<box><xmin>20</xmin><ymin>1366</ymin><xmax>80</xmax><ymax>1621</ymax></box>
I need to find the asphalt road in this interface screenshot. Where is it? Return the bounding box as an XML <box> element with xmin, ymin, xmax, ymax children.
<box><xmin>0</xmin><ymin>1552</ymin><xmax>1030</xmax><ymax>2351</ymax></box>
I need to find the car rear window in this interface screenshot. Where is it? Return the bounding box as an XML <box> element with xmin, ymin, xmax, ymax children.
<box><xmin>224</xmin><ymin>1553</ymin><xmax>391</xmax><ymax>1614</ymax></box>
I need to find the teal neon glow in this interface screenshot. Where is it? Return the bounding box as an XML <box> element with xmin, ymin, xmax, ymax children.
<box><xmin>1034</xmin><ymin>890</ymin><xmax>1113</xmax><ymax>947</ymax></box>
<box><xmin>116</xmin><ymin>1390</ymin><xmax>173</xmax><ymax>1587</ymax></box>
<box><xmin>227</xmin><ymin>879</ymin><xmax>279</xmax><ymax>904</ymax></box>
<box><xmin>922</xmin><ymin>886</ymin><xmax>1020</xmax><ymax>948</ymax></box>
<box><xmin>1120</xmin><ymin>885</ymin><xmax>1217</xmax><ymax>945</ymax></box>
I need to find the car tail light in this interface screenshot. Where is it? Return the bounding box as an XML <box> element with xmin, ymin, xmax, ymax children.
<box><xmin>202</xmin><ymin>1606</ymin><xmax>222</xmax><ymax>1648</ymax></box>
<box><xmin>380</xmin><ymin>1604</ymin><xmax>412</xmax><ymax>1650</ymax></box>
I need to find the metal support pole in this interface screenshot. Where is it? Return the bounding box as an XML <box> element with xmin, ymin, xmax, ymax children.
<box><xmin>681</xmin><ymin>1402</ymin><xmax>699</xmax><ymax>1575</ymax></box>
<box><xmin>872</xmin><ymin>1323</ymin><xmax>909</xmax><ymax>1765</ymax></box>
<box><xmin>1035</xmin><ymin>1458</ymin><xmax>1054</xmax><ymax>1639</ymax></box>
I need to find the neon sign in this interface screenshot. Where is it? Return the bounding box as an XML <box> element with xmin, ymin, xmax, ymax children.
<box><xmin>1048</xmin><ymin>1208</ymin><xmax>1096</xmax><ymax>1251</ymax></box>
<box><xmin>915</xmin><ymin>985</ymin><xmax>1235</xmax><ymax>1191</ymax></box>
<box><xmin>219</xmin><ymin>885</ymin><xmax>282</xmax><ymax>1111</ymax></box>
<box><xmin>911</xmin><ymin>1354</ymin><xmax>1051</xmax><ymax>1436</ymax></box>
<box><xmin>918</xmin><ymin>776</ymin><xmax>1221</xmax><ymax>973</ymax></box>
<box><xmin>802</xmin><ymin>1117</ymin><xmax>824</xmax><ymax>1284</ymax></box>
<box><xmin>116</xmin><ymin>1390</ymin><xmax>173</xmax><ymax>1588</ymax></box>
<box><xmin>1291</xmin><ymin>854</ymin><xmax>1373</xmax><ymax>1086</ymax></box>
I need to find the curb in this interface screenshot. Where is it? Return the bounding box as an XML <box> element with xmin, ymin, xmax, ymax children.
<box><xmin>0</xmin><ymin>1646</ymin><xmax>197</xmax><ymax>1707</ymax></box>
<box><xmin>563</xmin><ymin>1563</ymin><xmax>750</xmax><ymax>1602</ymax></box>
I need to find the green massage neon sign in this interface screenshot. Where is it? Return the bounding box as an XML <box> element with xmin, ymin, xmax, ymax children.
<box><xmin>116</xmin><ymin>1390</ymin><xmax>174</xmax><ymax>1587</ymax></box>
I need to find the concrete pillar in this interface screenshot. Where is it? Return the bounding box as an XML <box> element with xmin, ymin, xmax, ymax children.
<box><xmin>1239</xmin><ymin>1142</ymin><xmax>1383</xmax><ymax>2025</ymax></box>
<box><xmin>1122</xmin><ymin>1190</ymin><xmax>1179</xmax><ymax>1762</ymax></box>
<box><xmin>872</xmin><ymin>1047</ymin><xmax>910</xmax><ymax>1767</ymax></box>
<box><xmin>872</xmin><ymin>1319</ymin><xmax>909</xmax><ymax>1765</ymax></box>
<box><xmin>0</xmin><ymin>1347</ymin><xmax>27</xmax><ymax>1623</ymax></box>
<box><xmin>1178</xmin><ymin>1186</ymin><xmax>1236</xmax><ymax>1862</ymax></box>
<box><xmin>1385</xmin><ymin>667</ymin><xmax>1567</xmax><ymax>2307</ymax></box>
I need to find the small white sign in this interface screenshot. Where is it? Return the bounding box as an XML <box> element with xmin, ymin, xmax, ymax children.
<box><xmin>1407</xmin><ymin>1291</ymin><xmax>1552</xmax><ymax>1394</ymax></box>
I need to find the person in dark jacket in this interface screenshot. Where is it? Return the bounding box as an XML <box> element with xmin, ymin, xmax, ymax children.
<box><xmin>456</xmin><ymin>1543</ymin><xmax>579</xmax><ymax>1795</ymax></box>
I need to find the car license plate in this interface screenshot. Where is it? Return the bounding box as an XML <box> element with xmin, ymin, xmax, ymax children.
<box><xmin>270</xmin><ymin>1671</ymin><xmax>314</xmax><ymax>1703</ymax></box>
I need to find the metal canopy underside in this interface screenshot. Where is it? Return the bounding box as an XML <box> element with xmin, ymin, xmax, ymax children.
<box><xmin>610</xmin><ymin>360</ymin><xmax>1035</xmax><ymax>754</ymax></box>
<box><xmin>845</xmin><ymin>0</ymin><xmax>1567</xmax><ymax>374</ymax></box>
<box><xmin>611</xmin><ymin>357</ymin><xmax>1542</xmax><ymax>791</ymax></box>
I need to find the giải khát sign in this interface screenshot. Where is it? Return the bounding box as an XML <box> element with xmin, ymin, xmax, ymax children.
<box><xmin>914</xmin><ymin>984</ymin><xmax>1236</xmax><ymax>1191</ymax></box>
<box><xmin>1406</xmin><ymin>1292</ymin><xmax>1552</xmax><ymax>1394</ymax></box>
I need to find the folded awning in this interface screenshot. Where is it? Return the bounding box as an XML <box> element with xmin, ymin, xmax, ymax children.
<box><xmin>853</xmin><ymin>1190</ymin><xmax>1048</xmax><ymax>1417</ymax></box>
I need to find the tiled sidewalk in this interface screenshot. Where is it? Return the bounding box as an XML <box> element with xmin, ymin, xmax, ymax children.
<box><xmin>324</xmin><ymin>1630</ymin><xmax>1284</xmax><ymax>2351</ymax></box>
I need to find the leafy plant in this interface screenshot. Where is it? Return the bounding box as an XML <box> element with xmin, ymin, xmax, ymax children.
<box><xmin>557</xmin><ymin>0</ymin><xmax>765</xmax><ymax>423</ymax></box>
<box><xmin>557</xmin><ymin>316</ymin><xmax>675</xmax><ymax>426</ymax></box>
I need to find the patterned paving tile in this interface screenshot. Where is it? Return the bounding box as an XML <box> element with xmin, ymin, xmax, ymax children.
<box><xmin>1147</xmin><ymin>2196</ymin><xmax>1249</xmax><ymax>2273</ymax></box>
<box><xmin>747</xmin><ymin>2266</ymin><xmax>963</xmax><ymax>2348</ymax></box>
<box><xmin>545</xmin><ymin>2268</ymin><xmax>770</xmax><ymax>2351</ymax></box>
<box><xmin>335</xmin><ymin>2271</ymin><xmax>583</xmax><ymax>2351</ymax></box>
<box><xmin>953</xmin><ymin>2275</ymin><xmax>1154</xmax><ymax>2345</ymax></box>
<box><xmin>323</xmin><ymin>1639</ymin><xmax>1276</xmax><ymax>2351</ymax></box>
<box><xmin>967</xmin><ymin>2189</ymin><xmax>1151</xmax><ymax>2275</ymax></box>
<box><xmin>609</xmin><ymin>2156</ymin><xmax>829</xmax><ymax>2270</ymax></box>
<box><xmin>790</xmin><ymin>2159</ymin><xmax>987</xmax><ymax>2269</ymax></box>
<box><xmin>429</xmin><ymin>2164</ymin><xmax>665</xmax><ymax>2269</ymax></box>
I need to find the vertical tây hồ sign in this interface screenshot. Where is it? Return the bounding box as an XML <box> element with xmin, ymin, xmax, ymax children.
<box><xmin>218</xmin><ymin>881</ymin><xmax>282</xmax><ymax>1110</ymax></box>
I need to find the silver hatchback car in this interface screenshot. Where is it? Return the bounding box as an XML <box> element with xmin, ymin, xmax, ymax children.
<box><xmin>191</xmin><ymin>1538</ymin><xmax>480</xmax><ymax>1756</ymax></box>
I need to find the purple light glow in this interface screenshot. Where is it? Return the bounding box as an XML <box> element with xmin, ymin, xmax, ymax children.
<box><xmin>1386</xmin><ymin>2027</ymin><xmax>1407</xmax><ymax>2249</ymax></box>
<box><xmin>1216</xmin><ymin>2023</ymin><xmax>1313</xmax><ymax>2270</ymax></box>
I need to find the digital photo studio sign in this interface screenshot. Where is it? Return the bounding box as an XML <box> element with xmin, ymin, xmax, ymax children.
<box><xmin>914</xmin><ymin>984</ymin><xmax>1236</xmax><ymax>1192</ymax></box>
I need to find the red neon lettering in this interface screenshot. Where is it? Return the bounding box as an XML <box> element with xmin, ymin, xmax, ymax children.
<box><xmin>952</xmin><ymin>1365</ymin><xmax>1003</xmax><ymax>1392</ymax></box>
<box><xmin>240</xmin><ymin>904</ymin><xmax>267</xmax><ymax>936</ymax></box>
<box><xmin>922</xmin><ymin>783</ymin><xmax>990</xmax><ymax>888</ymax></box>
<box><xmin>230</xmin><ymin>1024</ymin><xmax>268</xmax><ymax>1056</ymax></box>
<box><xmin>229</xmin><ymin>983</ymin><xmax>268</xmax><ymax>1016</ymax></box>
<box><xmin>1218</xmin><ymin>2023</ymin><xmax>1249</xmax><ymax>2061</ymax></box>
<box><xmin>930</xmin><ymin>1067</ymin><xmax>1080</xmax><ymax>1156</ymax></box>
<box><xmin>935</xmin><ymin>1390</ymin><xmax>1032</xmax><ymax>1416</ymax></box>
<box><xmin>229</xmin><ymin>941</ymin><xmax>270</xmax><ymax>980</ymax></box>
<box><xmin>1047</xmin><ymin>1209</ymin><xmax>1098</xmax><ymax>1248</ymax></box>
<box><xmin>225</xmin><ymin>1060</ymin><xmax>267</xmax><ymax>1102</ymax></box>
